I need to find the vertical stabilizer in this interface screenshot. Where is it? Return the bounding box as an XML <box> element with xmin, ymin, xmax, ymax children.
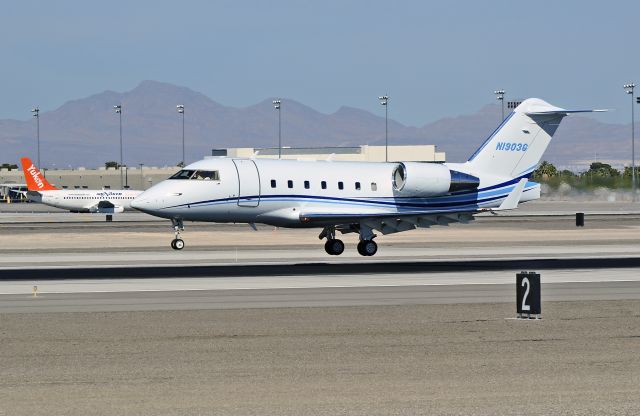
<box><xmin>20</xmin><ymin>157</ymin><xmax>58</xmax><ymax>191</ymax></box>
<box><xmin>466</xmin><ymin>98</ymin><xmax>569</xmax><ymax>179</ymax></box>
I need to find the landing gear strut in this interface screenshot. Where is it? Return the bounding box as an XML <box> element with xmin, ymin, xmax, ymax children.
<box><xmin>171</xmin><ymin>218</ymin><xmax>185</xmax><ymax>250</ymax></box>
<box><xmin>320</xmin><ymin>226</ymin><xmax>344</xmax><ymax>256</ymax></box>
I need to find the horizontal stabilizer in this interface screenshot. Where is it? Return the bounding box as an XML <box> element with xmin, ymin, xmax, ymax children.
<box><xmin>525</xmin><ymin>104</ymin><xmax>608</xmax><ymax>116</ymax></box>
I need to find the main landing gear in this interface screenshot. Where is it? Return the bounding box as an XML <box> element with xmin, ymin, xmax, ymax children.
<box><xmin>319</xmin><ymin>225</ymin><xmax>378</xmax><ymax>256</ymax></box>
<box><xmin>170</xmin><ymin>218</ymin><xmax>185</xmax><ymax>250</ymax></box>
<box><xmin>324</xmin><ymin>238</ymin><xmax>345</xmax><ymax>255</ymax></box>
<box><xmin>320</xmin><ymin>226</ymin><xmax>344</xmax><ymax>255</ymax></box>
<box><xmin>356</xmin><ymin>223</ymin><xmax>377</xmax><ymax>256</ymax></box>
<box><xmin>357</xmin><ymin>239</ymin><xmax>377</xmax><ymax>256</ymax></box>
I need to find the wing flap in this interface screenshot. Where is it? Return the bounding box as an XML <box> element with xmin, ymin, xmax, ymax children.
<box><xmin>302</xmin><ymin>210</ymin><xmax>475</xmax><ymax>236</ymax></box>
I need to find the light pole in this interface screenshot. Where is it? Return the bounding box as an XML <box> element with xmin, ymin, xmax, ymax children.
<box><xmin>113</xmin><ymin>105</ymin><xmax>123</xmax><ymax>188</ymax></box>
<box><xmin>494</xmin><ymin>90</ymin><xmax>505</xmax><ymax>121</ymax></box>
<box><xmin>31</xmin><ymin>107</ymin><xmax>40</xmax><ymax>169</ymax></box>
<box><xmin>273</xmin><ymin>100</ymin><xmax>281</xmax><ymax>159</ymax></box>
<box><xmin>177</xmin><ymin>105</ymin><xmax>185</xmax><ymax>166</ymax></box>
<box><xmin>378</xmin><ymin>95</ymin><xmax>389</xmax><ymax>162</ymax></box>
<box><xmin>139</xmin><ymin>163</ymin><xmax>144</xmax><ymax>189</ymax></box>
<box><xmin>624</xmin><ymin>83</ymin><xmax>636</xmax><ymax>200</ymax></box>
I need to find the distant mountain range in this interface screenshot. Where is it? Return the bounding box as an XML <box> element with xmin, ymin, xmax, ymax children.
<box><xmin>0</xmin><ymin>80</ymin><xmax>635</xmax><ymax>169</ymax></box>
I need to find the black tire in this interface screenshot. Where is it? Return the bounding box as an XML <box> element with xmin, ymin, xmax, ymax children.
<box><xmin>324</xmin><ymin>239</ymin><xmax>344</xmax><ymax>255</ymax></box>
<box><xmin>357</xmin><ymin>241</ymin><xmax>367</xmax><ymax>256</ymax></box>
<box><xmin>170</xmin><ymin>239</ymin><xmax>176</xmax><ymax>250</ymax></box>
<box><xmin>324</xmin><ymin>240</ymin><xmax>334</xmax><ymax>255</ymax></box>
<box><xmin>174</xmin><ymin>239</ymin><xmax>185</xmax><ymax>250</ymax></box>
<box><xmin>363</xmin><ymin>240</ymin><xmax>377</xmax><ymax>256</ymax></box>
<box><xmin>332</xmin><ymin>239</ymin><xmax>344</xmax><ymax>255</ymax></box>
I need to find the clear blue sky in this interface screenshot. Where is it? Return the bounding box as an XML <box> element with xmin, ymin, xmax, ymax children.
<box><xmin>2</xmin><ymin>0</ymin><xmax>638</xmax><ymax>125</ymax></box>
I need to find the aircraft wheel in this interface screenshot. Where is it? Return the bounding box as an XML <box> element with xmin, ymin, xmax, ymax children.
<box><xmin>324</xmin><ymin>239</ymin><xmax>344</xmax><ymax>255</ymax></box>
<box><xmin>171</xmin><ymin>238</ymin><xmax>185</xmax><ymax>250</ymax></box>
<box><xmin>358</xmin><ymin>240</ymin><xmax>377</xmax><ymax>256</ymax></box>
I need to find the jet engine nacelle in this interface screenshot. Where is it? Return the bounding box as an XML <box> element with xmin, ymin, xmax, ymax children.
<box><xmin>392</xmin><ymin>162</ymin><xmax>479</xmax><ymax>196</ymax></box>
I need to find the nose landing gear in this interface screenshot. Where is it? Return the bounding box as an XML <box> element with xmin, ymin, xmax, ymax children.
<box><xmin>170</xmin><ymin>218</ymin><xmax>185</xmax><ymax>250</ymax></box>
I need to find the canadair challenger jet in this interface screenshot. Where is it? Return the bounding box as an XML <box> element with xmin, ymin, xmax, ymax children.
<box><xmin>131</xmin><ymin>98</ymin><xmax>603</xmax><ymax>255</ymax></box>
<box><xmin>20</xmin><ymin>157</ymin><xmax>143</xmax><ymax>213</ymax></box>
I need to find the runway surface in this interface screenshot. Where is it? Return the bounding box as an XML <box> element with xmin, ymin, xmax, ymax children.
<box><xmin>2</xmin><ymin>266</ymin><xmax>639</xmax><ymax>313</ymax></box>
<box><xmin>2</xmin><ymin>201</ymin><xmax>640</xmax><ymax>414</ymax></box>
<box><xmin>2</xmin><ymin>301</ymin><xmax>639</xmax><ymax>415</ymax></box>
<box><xmin>2</xmin><ymin>209</ymin><xmax>640</xmax><ymax>268</ymax></box>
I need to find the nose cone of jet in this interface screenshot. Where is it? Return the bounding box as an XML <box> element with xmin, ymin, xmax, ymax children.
<box><xmin>130</xmin><ymin>196</ymin><xmax>143</xmax><ymax>210</ymax></box>
<box><xmin>131</xmin><ymin>192</ymin><xmax>153</xmax><ymax>213</ymax></box>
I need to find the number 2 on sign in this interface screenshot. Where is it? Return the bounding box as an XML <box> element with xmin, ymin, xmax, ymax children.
<box><xmin>521</xmin><ymin>277</ymin><xmax>531</xmax><ymax>311</ymax></box>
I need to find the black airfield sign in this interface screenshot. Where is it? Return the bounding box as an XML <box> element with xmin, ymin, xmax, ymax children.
<box><xmin>516</xmin><ymin>272</ymin><xmax>541</xmax><ymax>317</ymax></box>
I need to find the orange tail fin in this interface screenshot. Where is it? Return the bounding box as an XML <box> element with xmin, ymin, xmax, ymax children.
<box><xmin>20</xmin><ymin>157</ymin><xmax>58</xmax><ymax>191</ymax></box>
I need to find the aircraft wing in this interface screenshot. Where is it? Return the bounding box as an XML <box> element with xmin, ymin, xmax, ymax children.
<box><xmin>299</xmin><ymin>179</ymin><xmax>529</xmax><ymax>235</ymax></box>
<box><xmin>300</xmin><ymin>210</ymin><xmax>476</xmax><ymax>236</ymax></box>
<box><xmin>9</xmin><ymin>189</ymin><xmax>27</xmax><ymax>196</ymax></box>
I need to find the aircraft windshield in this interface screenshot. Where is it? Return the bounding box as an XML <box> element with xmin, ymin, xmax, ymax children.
<box><xmin>169</xmin><ymin>170</ymin><xmax>195</xmax><ymax>180</ymax></box>
<box><xmin>169</xmin><ymin>169</ymin><xmax>220</xmax><ymax>180</ymax></box>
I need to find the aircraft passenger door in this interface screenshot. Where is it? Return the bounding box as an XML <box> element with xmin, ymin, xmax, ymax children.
<box><xmin>232</xmin><ymin>159</ymin><xmax>261</xmax><ymax>207</ymax></box>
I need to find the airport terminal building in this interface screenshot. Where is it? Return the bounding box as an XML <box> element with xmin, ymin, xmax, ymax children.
<box><xmin>215</xmin><ymin>144</ymin><xmax>445</xmax><ymax>163</ymax></box>
<box><xmin>0</xmin><ymin>145</ymin><xmax>445</xmax><ymax>201</ymax></box>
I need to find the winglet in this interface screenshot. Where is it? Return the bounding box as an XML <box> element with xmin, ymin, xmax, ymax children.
<box><xmin>20</xmin><ymin>157</ymin><xmax>58</xmax><ymax>191</ymax></box>
<box><xmin>496</xmin><ymin>178</ymin><xmax>527</xmax><ymax>210</ymax></box>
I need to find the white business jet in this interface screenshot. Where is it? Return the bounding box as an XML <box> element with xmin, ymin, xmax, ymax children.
<box><xmin>131</xmin><ymin>98</ymin><xmax>603</xmax><ymax>254</ymax></box>
<box><xmin>20</xmin><ymin>157</ymin><xmax>143</xmax><ymax>213</ymax></box>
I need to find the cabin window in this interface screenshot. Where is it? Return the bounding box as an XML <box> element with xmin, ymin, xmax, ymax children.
<box><xmin>355</xmin><ymin>182</ymin><xmax>361</xmax><ymax>190</ymax></box>
<box><xmin>271</xmin><ymin>179</ymin><xmax>277</xmax><ymax>188</ymax></box>
<box><xmin>288</xmin><ymin>180</ymin><xmax>293</xmax><ymax>189</ymax></box>
<box><xmin>103</xmin><ymin>185</ymin><xmax>111</xmax><ymax>189</ymax></box>
<box><xmin>371</xmin><ymin>182</ymin><xmax>378</xmax><ymax>191</ymax></box>
<box><xmin>338</xmin><ymin>181</ymin><xmax>344</xmax><ymax>190</ymax></box>
<box><xmin>321</xmin><ymin>181</ymin><xmax>327</xmax><ymax>190</ymax></box>
<box><xmin>304</xmin><ymin>180</ymin><xmax>310</xmax><ymax>189</ymax></box>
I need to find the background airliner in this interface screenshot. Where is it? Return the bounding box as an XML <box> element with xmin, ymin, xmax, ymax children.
<box><xmin>131</xmin><ymin>99</ymin><xmax>603</xmax><ymax>254</ymax></box>
<box><xmin>20</xmin><ymin>157</ymin><xmax>142</xmax><ymax>213</ymax></box>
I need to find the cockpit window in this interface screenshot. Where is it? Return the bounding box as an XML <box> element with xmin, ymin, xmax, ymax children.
<box><xmin>169</xmin><ymin>169</ymin><xmax>220</xmax><ymax>180</ymax></box>
<box><xmin>170</xmin><ymin>170</ymin><xmax>195</xmax><ymax>179</ymax></box>
<box><xmin>193</xmin><ymin>170</ymin><xmax>219</xmax><ymax>180</ymax></box>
